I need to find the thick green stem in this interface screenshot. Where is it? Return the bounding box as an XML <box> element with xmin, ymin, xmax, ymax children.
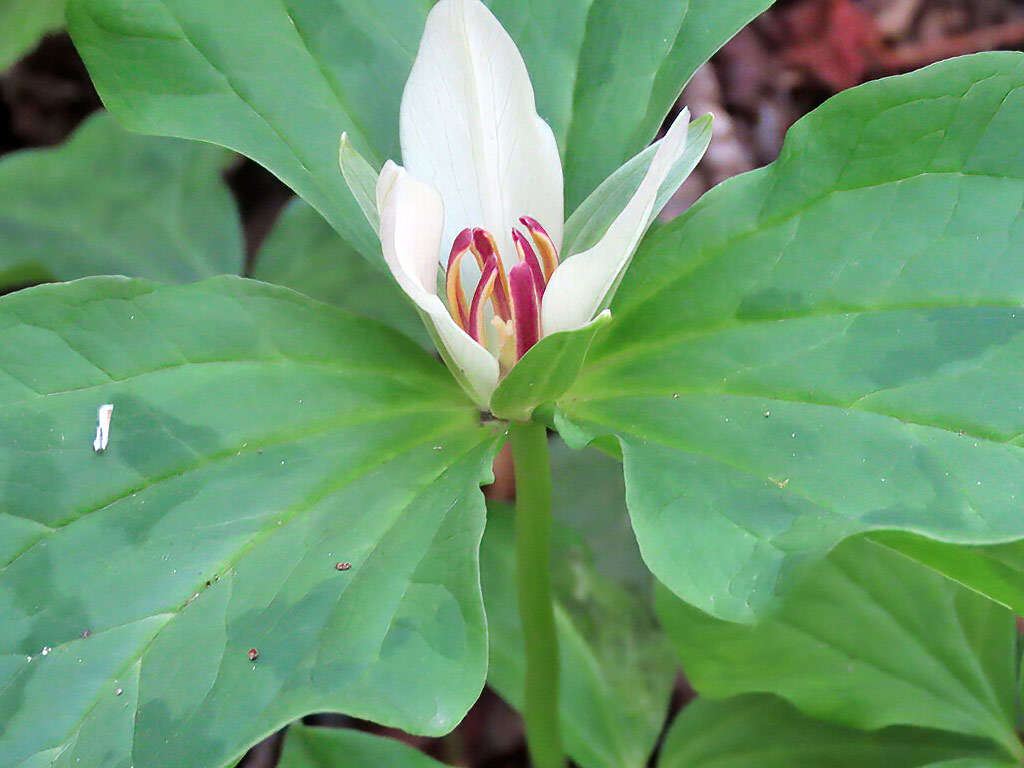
<box><xmin>509</xmin><ymin>420</ymin><xmax>563</xmax><ymax>768</ymax></box>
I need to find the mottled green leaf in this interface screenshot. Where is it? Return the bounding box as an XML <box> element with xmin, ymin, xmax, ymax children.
<box><xmin>0</xmin><ymin>0</ymin><xmax>65</xmax><ymax>70</ymax></box>
<box><xmin>0</xmin><ymin>111</ymin><xmax>242</xmax><ymax>287</ymax></box>
<box><xmin>549</xmin><ymin>439</ymin><xmax>648</xmax><ymax>594</ymax></box>
<box><xmin>656</xmin><ymin>537</ymin><xmax>1021</xmax><ymax>758</ymax></box>
<box><xmin>559</xmin><ymin>52</ymin><xmax>1024</xmax><ymax>622</ymax></box>
<box><xmin>252</xmin><ymin>198</ymin><xmax>426</xmax><ymax>346</ymax></box>
<box><xmin>68</xmin><ymin>0</ymin><xmax>403</xmax><ymax>262</ymax></box>
<box><xmin>0</xmin><ymin>277</ymin><xmax>498</xmax><ymax>768</ymax></box>
<box><xmin>278</xmin><ymin>726</ymin><xmax>448</xmax><ymax>768</ymax></box>
<box><xmin>482</xmin><ymin>501</ymin><xmax>674</xmax><ymax>768</ymax></box>
<box><xmin>658</xmin><ymin>695</ymin><xmax>1012</xmax><ymax>768</ymax></box>
<box><xmin>68</xmin><ymin>0</ymin><xmax>766</xmax><ymax>237</ymax></box>
<box><xmin>559</xmin><ymin>0</ymin><xmax>773</xmax><ymax>207</ymax></box>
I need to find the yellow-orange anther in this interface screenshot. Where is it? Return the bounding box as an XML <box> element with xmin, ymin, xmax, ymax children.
<box><xmin>519</xmin><ymin>216</ymin><xmax>559</xmax><ymax>280</ymax></box>
<box><xmin>468</xmin><ymin>256</ymin><xmax>500</xmax><ymax>343</ymax></box>
<box><xmin>445</xmin><ymin>228</ymin><xmax>474</xmax><ymax>329</ymax></box>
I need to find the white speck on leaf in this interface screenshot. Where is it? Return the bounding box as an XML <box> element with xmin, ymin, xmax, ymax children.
<box><xmin>40</xmin><ymin>646</ymin><xmax>51</xmax><ymax>656</ymax></box>
<box><xmin>93</xmin><ymin>403</ymin><xmax>114</xmax><ymax>452</ymax></box>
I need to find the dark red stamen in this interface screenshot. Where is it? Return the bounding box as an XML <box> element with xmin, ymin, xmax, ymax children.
<box><xmin>471</xmin><ymin>229</ymin><xmax>512</xmax><ymax>321</ymax></box>
<box><xmin>509</xmin><ymin>262</ymin><xmax>541</xmax><ymax>359</ymax></box>
<box><xmin>512</xmin><ymin>229</ymin><xmax>547</xmax><ymax>297</ymax></box>
<box><xmin>468</xmin><ymin>256</ymin><xmax>499</xmax><ymax>343</ymax></box>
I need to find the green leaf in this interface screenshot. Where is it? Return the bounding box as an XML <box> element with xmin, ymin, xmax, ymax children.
<box><xmin>558</xmin><ymin>0</ymin><xmax>773</xmax><ymax>208</ymax></box>
<box><xmin>873</xmin><ymin>533</ymin><xmax>1024</xmax><ymax>617</ymax></box>
<box><xmin>656</xmin><ymin>537</ymin><xmax>1022</xmax><ymax>758</ymax></box>
<box><xmin>548</xmin><ymin>439</ymin><xmax>649</xmax><ymax>594</ymax></box>
<box><xmin>0</xmin><ymin>111</ymin><xmax>243</xmax><ymax>287</ymax></box>
<box><xmin>67</xmin><ymin>0</ymin><xmax>410</xmax><ymax>262</ymax></box>
<box><xmin>482</xmin><ymin>500</ymin><xmax>675</xmax><ymax>768</ymax></box>
<box><xmin>490</xmin><ymin>311</ymin><xmax>610</xmax><ymax>422</ymax></box>
<box><xmin>658</xmin><ymin>695</ymin><xmax>1013</xmax><ymax>768</ymax></box>
<box><xmin>252</xmin><ymin>198</ymin><xmax>427</xmax><ymax>346</ymax></box>
<box><xmin>278</xmin><ymin>726</ymin><xmax>448</xmax><ymax>768</ymax></box>
<box><xmin>0</xmin><ymin>0</ymin><xmax>65</xmax><ymax>70</ymax></box>
<box><xmin>0</xmin><ymin>277</ymin><xmax>499</xmax><ymax>768</ymax></box>
<box><xmin>68</xmin><ymin>0</ymin><xmax>764</xmax><ymax>236</ymax></box>
<box><xmin>559</xmin><ymin>52</ymin><xmax>1024</xmax><ymax>622</ymax></box>
<box><xmin>563</xmin><ymin>114</ymin><xmax>712</xmax><ymax>258</ymax></box>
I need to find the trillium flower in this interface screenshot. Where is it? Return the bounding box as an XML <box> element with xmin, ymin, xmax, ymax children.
<box><xmin>346</xmin><ymin>0</ymin><xmax>708</xmax><ymax>409</ymax></box>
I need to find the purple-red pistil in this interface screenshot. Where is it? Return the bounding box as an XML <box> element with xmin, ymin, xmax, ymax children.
<box><xmin>444</xmin><ymin>218</ymin><xmax>559</xmax><ymax>362</ymax></box>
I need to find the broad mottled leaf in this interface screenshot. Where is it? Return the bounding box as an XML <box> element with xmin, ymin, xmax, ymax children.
<box><xmin>558</xmin><ymin>52</ymin><xmax>1024</xmax><ymax>622</ymax></box>
<box><xmin>68</xmin><ymin>0</ymin><xmax>766</xmax><ymax>239</ymax></box>
<box><xmin>482</xmin><ymin>501</ymin><xmax>674</xmax><ymax>768</ymax></box>
<box><xmin>0</xmin><ymin>0</ymin><xmax>65</xmax><ymax>70</ymax></box>
<box><xmin>252</xmin><ymin>198</ymin><xmax>426</xmax><ymax>345</ymax></box>
<box><xmin>67</xmin><ymin>0</ymin><xmax>406</xmax><ymax>262</ymax></box>
<box><xmin>0</xmin><ymin>277</ymin><xmax>498</xmax><ymax>768</ymax></box>
<box><xmin>656</xmin><ymin>537</ymin><xmax>1021</xmax><ymax>759</ymax></box>
<box><xmin>559</xmin><ymin>0</ymin><xmax>772</xmax><ymax>207</ymax></box>
<box><xmin>658</xmin><ymin>695</ymin><xmax>1012</xmax><ymax>768</ymax></box>
<box><xmin>278</xmin><ymin>726</ymin><xmax>447</xmax><ymax>768</ymax></box>
<box><xmin>0</xmin><ymin>111</ymin><xmax>242</xmax><ymax>287</ymax></box>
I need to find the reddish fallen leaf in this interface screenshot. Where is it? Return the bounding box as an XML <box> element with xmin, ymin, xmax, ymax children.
<box><xmin>783</xmin><ymin>0</ymin><xmax>883</xmax><ymax>91</ymax></box>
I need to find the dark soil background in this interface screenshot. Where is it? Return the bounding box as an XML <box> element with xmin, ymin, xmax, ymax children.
<box><xmin>3</xmin><ymin>1</ymin><xmax>1022</xmax><ymax>765</ymax></box>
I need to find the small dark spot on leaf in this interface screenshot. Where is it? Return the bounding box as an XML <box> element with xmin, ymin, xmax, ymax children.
<box><xmin>335</xmin><ymin>562</ymin><xmax>352</xmax><ymax>572</ymax></box>
<box><xmin>248</xmin><ymin>648</ymin><xmax>259</xmax><ymax>661</ymax></box>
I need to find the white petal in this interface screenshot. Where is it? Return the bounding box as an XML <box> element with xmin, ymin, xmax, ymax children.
<box><xmin>542</xmin><ymin>109</ymin><xmax>692</xmax><ymax>335</ymax></box>
<box><xmin>377</xmin><ymin>162</ymin><xmax>499</xmax><ymax>407</ymax></box>
<box><xmin>400</xmin><ymin>0</ymin><xmax>563</xmax><ymax>273</ymax></box>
